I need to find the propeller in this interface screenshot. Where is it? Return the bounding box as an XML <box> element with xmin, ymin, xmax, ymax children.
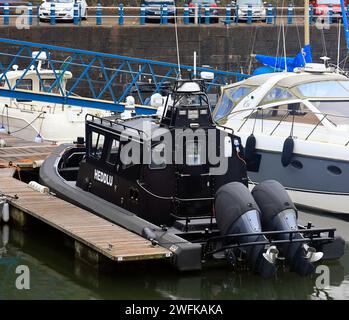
<box><xmin>304</xmin><ymin>245</ymin><xmax>323</xmax><ymax>263</ymax></box>
<box><xmin>263</xmin><ymin>246</ymin><xmax>279</xmax><ymax>264</ymax></box>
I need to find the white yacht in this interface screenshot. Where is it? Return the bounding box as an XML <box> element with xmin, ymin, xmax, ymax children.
<box><xmin>213</xmin><ymin>64</ymin><xmax>349</xmax><ymax>215</ymax></box>
<box><xmin>0</xmin><ymin>52</ymin><xmax>111</xmax><ymax>144</ymax></box>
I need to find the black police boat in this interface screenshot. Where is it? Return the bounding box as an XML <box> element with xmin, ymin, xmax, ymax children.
<box><xmin>39</xmin><ymin>80</ymin><xmax>344</xmax><ymax>277</ymax></box>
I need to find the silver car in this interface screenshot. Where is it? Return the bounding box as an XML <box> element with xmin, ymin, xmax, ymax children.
<box><xmin>233</xmin><ymin>0</ymin><xmax>267</xmax><ymax>21</ymax></box>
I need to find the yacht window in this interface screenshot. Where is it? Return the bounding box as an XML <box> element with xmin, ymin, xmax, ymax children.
<box><xmin>186</xmin><ymin>141</ymin><xmax>203</xmax><ymax>166</ymax></box>
<box><xmin>106</xmin><ymin>138</ymin><xmax>120</xmax><ymax>165</ymax></box>
<box><xmin>260</xmin><ymin>87</ymin><xmax>295</xmax><ymax>105</ymax></box>
<box><xmin>89</xmin><ymin>131</ymin><xmax>105</xmax><ymax>160</ymax></box>
<box><xmin>249</xmin><ymin>103</ymin><xmax>321</xmax><ymax>125</ymax></box>
<box><xmin>214</xmin><ymin>85</ymin><xmax>255</xmax><ymax>120</ymax></box>
<box><xmin>15</xmin><ymin>79</ymin><xmax>32</xmax><ymax>91</ymax></box>
<box><xmin>40</xmin><ymin>79</ymin><xmax>61</xmax><ymax>94</ymax></box>
<box><xmin>311</xmin><ymin>101</ymin><xmax>349</xmax><ymax>126</ymax></box>
<box><xmin>296</xmin><ymin>81</ymin><xmax>349</xmax><ymax>98</ymax></box>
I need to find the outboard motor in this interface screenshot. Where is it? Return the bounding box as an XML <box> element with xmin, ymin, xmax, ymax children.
<box><xmin>215</xmin><ymin>182</ymin><xmax>278</xmax><ymax>278</ymax></box>
<box><xmin>252</xmin><ymin>180</ymin><xmax>323</xmax><ymax>276</ymax></box>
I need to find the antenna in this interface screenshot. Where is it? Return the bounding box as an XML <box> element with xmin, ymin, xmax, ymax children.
<box><xmin>174</xmin><ymin>5</ymin><xmax>182</xmax><ymax>79</ymax></box>
<box><xmin>337</xmin><ymin>20</ymin><xmax>341</xmax><ymax>71</ymax></box>
<box><xmin>193</xmin><ymin>51</ymin><xmax>197</xmax><ymax>79</ymax></box>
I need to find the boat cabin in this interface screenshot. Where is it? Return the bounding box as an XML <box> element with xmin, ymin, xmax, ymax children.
<box><xmin>213</xmin><ymin>71</ymin><xmax>349</xmax><ymax>145</ymax></box>
<box><xmin>74</xmin><ymin>80</ymin><xmax>248</xmax><ymax>226</ymax></box>
<box><xmin>0</xmin><ymin>67</ymin><xmax>72</xmax><ymax>97</ymax></box>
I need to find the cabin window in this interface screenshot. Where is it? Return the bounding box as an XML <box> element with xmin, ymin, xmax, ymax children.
<box><xmin>260</xmin><ymin>87</ymin><xmax>295</xmax><ymax>105</ymax></box>
<box><xmin>214</xmin><ymin>85</ymin><xmax>255</xmax><ymax>121</ymax></box>
<box><xmin>296</xmin><ymin>81</ymin><xmax>349</xmax><ymax>98</ymax></box>
<box><xmin>106</xmin><ymin>138</ymin><xmax>120</xmax><ymax>165</ymax></box>
<box><xmin>40</xmin><ymin>79</ymin><xmax>61</xmax><ymax>94</ymax></box>
<box><xmin>249</xmin><ymin>103</ymin><xmax>321</xmax><ymax>125</ymax></box>
<box><xmin>15</xmin><ymin>79</ymin><xmax>33</xmax><ymax>91</ymax></box>
<box><xmin>89</xmin><ymin>131</ymin><xmax>105</xmax><ymax>160</ymax></box>
<box><xmin>311</xmin><ymin>101</ymin><xmax>349</xmax><ymax>126</ymax></box>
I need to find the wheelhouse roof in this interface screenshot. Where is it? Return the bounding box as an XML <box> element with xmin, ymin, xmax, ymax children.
<box><xmin>87</xmin><ymin>115</ymin><xmax>161</xmax><ymax>142</ymax></box>
<box><xmin>0</xmin><ymin>69</ymin><xmax>73</xmax><ymax>81</ymax></box>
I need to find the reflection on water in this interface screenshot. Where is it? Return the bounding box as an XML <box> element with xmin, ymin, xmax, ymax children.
<box><xmin>0</xmin><ymin>222</ymin><xmax>348</xmax><ymax>300</ymax></box>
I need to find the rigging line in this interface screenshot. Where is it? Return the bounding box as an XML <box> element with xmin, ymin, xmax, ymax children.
<box><xmin>292</xmin><ymin>0</ymin><xmax>303</xmax><ymax>52</ymax></box>
<box><xmin>248</xmin><ymin>27</ymin><xmax>258</xmax><ymax>75</ymax></box>
<box><xmin>321</xmin><ymin>27</ymin><xmax>328</xmax><ymax>57</ymax></box>
<box><xmin>274</xmin><ymin>0</ymin><xmax>283</xmax><ymax>70</ymax></box>
<box><xmin>174</xmin><ymin>5</ymin><xmax>181</xmax><ymax>79</ymax></box>
<box><xmin>282</xmin><ymin>19</ymin><xmax>287</xmax><ymax>71</ymax></box>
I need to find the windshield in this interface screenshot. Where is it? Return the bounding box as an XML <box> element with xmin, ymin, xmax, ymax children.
<box><xmin>311</xmin><ymin>101</ymin><xmax>349</xmax><ymax>126</ymax></box>
<box><xmin>295</xmin><ymin>80</ymin><xmax>349</xmax><ymax>98</ymax></box>
<box><xmin>317</xmin><ymin>0</ymin><xmax>340</xmax><ymax>4</ymax></box>
<box><xmin>237</xmin><ymin>0</ymin><xmax>263</xmax><ymax>5</ymax></box>
<box><xmin>213</xmin><ymin>85</ymin><xmax>255</xmax><ymax>120</ymax></box>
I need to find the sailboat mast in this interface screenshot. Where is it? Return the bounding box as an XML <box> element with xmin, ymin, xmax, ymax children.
<box><xmin>304</xmin><ymin>0</ymin><xmax>310</xmax><ymax>46</ymax></box>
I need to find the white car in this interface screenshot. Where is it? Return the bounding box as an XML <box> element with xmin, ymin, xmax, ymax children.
<box><xmin>39</xmin><ymin>0</ymin><xmax>88</xmax><ymax>22</ymax></box>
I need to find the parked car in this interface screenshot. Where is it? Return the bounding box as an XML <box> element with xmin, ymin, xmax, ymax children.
<box><xmin>232</xmin><ymin>0</ymin><xmax>266</xmax><ymax>22</ymax></box>
<box><xmin>141</xmin><ymin>0</ymin><xmax>176</xmax><ymax>22</ymax></box>
<box><xmin>311</xmin><ymin>0</ymin><xmax>347</xmax><ymax>21</ymax></box>
<box><xmin>39</xmin><ymin>0</ymin><xmax>88</xmax><ymax>22</ymax></box>
<box><xmin>187</xmin><ymin>0</ymin><xmax>220</xmax><ymax>23</ymax></box>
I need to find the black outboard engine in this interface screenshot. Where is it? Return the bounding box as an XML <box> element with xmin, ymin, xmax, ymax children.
<box><xmin>252</xmin><ymin>180</ymin><xmax>323</xmax><ymax>276</ymax></box>
<box><xmin>215</xmin><ymin>182</ymin><xmax>278</xmax><ymax>278</ymax></box>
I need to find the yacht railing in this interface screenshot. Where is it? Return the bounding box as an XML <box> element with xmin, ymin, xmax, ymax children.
<box><xmin>223</xmin><ymin>105</ymin><xmax>349</xmax><ymax>146</ymax></box>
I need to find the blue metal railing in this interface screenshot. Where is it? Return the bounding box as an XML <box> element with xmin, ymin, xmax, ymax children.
<box><xmin>0</xmin><ymin>38</ymin><xmax>248</xmax><ymax>114</ymax></box>
<box><xmin>1</xmin><ymin>4</ymin><xmax>347</xmax><ymax>27</ymax></box>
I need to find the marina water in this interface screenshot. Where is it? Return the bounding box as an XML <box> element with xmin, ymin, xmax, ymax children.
<box><xmin>0</xmin><ymin>211</ymin><xmax>348</xmax><ymax>300</ymax></box>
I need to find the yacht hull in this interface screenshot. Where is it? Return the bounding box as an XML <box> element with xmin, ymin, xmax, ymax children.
<box><xmin>247</xmin><ymin>149</ymin><xmax>349</xmax><ymax>215</ymax></box>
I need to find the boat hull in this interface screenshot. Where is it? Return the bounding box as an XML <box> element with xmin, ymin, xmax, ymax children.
<box><xmin>39</xmin><ymin>144</ymin><xmax>203</xmax><ymax>271</ymax></box>
<box><xmin>247</xmin><ymin>149</ymin><xmax>349</xmax><ymax>215</ymax></box>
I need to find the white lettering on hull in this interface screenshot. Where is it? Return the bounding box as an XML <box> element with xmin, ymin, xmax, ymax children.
<box><xmin>94</xmin><ymin>169</ymin><xmax>113</xmax><ymax>186</ymax></box>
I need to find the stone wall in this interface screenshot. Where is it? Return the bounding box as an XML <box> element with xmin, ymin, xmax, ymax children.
<box><xmin>1</xmin><ymin>24</ymin><xmax>346</xmax><ymax>74</ymax></box>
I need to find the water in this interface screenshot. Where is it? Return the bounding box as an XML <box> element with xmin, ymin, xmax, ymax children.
<box><xmin>0</xmin><ymin>212</ymin><xmax>349</xmax><ymax>300</ymax></box>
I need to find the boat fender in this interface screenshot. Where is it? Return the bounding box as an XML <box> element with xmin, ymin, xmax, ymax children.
<box><xmin>0</xmin><ymin>139</ymin><xmax>7</xmax><ymax>148</ymax></box>
<box><xmin>28</xmin><ymin>181</ymin><xmax>49</xmax><ymax>194</ymax></box>
<box><xmin>2</xmin><ymin>224</ymin><xmax>9</xmax><ymax>246</ymax></box>
<box><xmin>1</xmin><ymin>201</ymin><xmax>10</xmax><ymax>223</ymax></box>
<box><xmin>281</xmin><ymin>136</ymin><xmax>294</xmax><ymax>167</ymax></box>
<box><xmin>244</xmin><ymin>134</ymin><xmax>256</xmax><ymax>161</ymax></box>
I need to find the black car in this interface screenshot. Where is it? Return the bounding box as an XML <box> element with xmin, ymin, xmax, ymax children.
<box><xmin>187</xmin><ymin>0</ymin><xmax>220</xmax><ymax>23</ymax></box>
<box><xmin>141</xmin><ymin>0</ymin><xmax>176</xmax><ymax>22</ymax></box>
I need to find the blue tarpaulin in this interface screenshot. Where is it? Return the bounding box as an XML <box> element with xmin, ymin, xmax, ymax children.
<box><xmin>254</xmin><ymin>44</ymin><xmax>313</xmax><ymax>73</ymax></box>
